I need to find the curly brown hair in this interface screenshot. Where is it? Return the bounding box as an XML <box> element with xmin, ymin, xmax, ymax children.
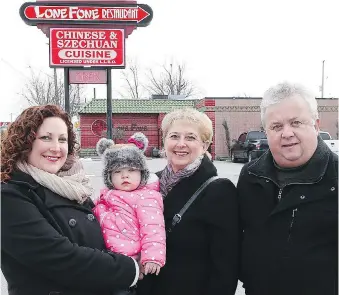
<box><xmin>1</xmin><ymin>105</ymin><xmax>77</xmax><ymax>182</ymax></box>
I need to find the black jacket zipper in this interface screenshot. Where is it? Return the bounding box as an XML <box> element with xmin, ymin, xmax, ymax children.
<box><xmin>287</xmin><ymin>208</ymin><xmax>298</xmax><ymax>242</ymax></box>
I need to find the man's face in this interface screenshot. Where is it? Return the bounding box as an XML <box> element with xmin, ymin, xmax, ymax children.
<box><xmin>264</xmin><ymin>95</ymin><xmax>319</xmax><ymax>168</ymax></box>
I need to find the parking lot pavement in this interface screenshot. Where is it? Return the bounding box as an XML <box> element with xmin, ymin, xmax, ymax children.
<box><xmin>1</xmin><ymin>159</ymin><xmax>246</xmax><ymax>295</ymax></box>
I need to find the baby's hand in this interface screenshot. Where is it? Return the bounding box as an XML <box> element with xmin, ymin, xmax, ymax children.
<box><xmin>144</xmin><ymin>262</ymin><xmax>161</xmax><ymax>275</ymax></box>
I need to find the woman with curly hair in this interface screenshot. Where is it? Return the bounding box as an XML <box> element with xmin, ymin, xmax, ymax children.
<box><xmin>1</xmin><ymin>105</ymin><xmax>140</xmax><ymax>295</ymax></box>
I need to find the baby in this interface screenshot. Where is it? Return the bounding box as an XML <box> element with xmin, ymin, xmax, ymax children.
<box><xmin>93</xmin><ymin>133</ymin><xmax>166</xmax><ymax>286</ymax></box>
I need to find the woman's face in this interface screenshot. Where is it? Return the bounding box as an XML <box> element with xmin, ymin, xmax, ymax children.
<box><xmin>164</xmin><ymin>120</ymin><xmax>208</xmax><ymax>173</ymax></box>
<box><xmin>27</xmin><ymin>117</ymin><xmax>69</xmax><ymax>174</ymax></box>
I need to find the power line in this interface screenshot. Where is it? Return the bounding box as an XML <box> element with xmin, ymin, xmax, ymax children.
<box><xmin>0</xmin><ymin>58</ymin><xmax>56</xmax><ymax>80</ymax></box>
<box><xmin>0</xmin><ymin>58</ymin><xmax>29</xmax><ymax>79</ymax></box>
<box><xmin>27</xmin><ymin>65</ymin><xmax>56</xmax><ymax>80</ymax></box>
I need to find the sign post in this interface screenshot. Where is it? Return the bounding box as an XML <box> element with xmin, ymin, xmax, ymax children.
<box><xmin>107</xmin><ymin>69</ymin><xmax>113</xmax><ymax>139</ymax></box>
<box><xmin>19</xmin><ymin>1</ymin><xmax>153</xmax><ymax>139</ymax></box>
<box><xmin>64</xmin><ymin>68</ymin><xmax>70</xmax><ymax>113</ymax></box>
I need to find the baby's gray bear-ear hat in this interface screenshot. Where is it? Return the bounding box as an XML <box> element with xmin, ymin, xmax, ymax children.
<box><xmin>102</xmin><ymin>146</ymin><xmax>150</xmax><ymax>190</ymax></box>
<box><xmin>96</xmin><ymin>134</ymin><xmax>150</xmax><ymax>190</ymax></box>
<box><xmin>96</xmin><ymin>138</ymin><xmax>115</xmax><ymax>157</ymax></box>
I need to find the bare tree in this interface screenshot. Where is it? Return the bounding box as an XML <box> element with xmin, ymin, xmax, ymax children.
<box><xmin>222</xmin><ymin>119</ymin><xmax>232</xmax><ymax>156</ymax></box>
<box><xmin>146</xmin><ymin>61</ymin><xmax>196</xmax><ymax>98</ymax></box>
<box><xmin>117</xmin><ymin>59</ymin><xmax>198</xmax><ymax>99</ymax></box>
<box><xmin>234</xmin><ymin>93</ymin><xmax>250</xmax><ymax>98</ymax></box>
<box><xmin>119</xmin><ymin>60</ymin><xmax>145</xmax><ymax>99</ymax></box>
<box><xmin>21</xmin><ymin>68</ymin><xmax>86</xmax><ymax>117</ymax></box>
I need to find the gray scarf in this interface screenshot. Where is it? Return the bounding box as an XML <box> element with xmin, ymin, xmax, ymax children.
<box><xmin>16</xmin><ymin>159</ymin><xmax>93</xmax><ymax>204</ymax></box>
<box><xmin>160</xmin><ymin>155</ymin><xmax>203</xmax><ymax>198</ymax></box>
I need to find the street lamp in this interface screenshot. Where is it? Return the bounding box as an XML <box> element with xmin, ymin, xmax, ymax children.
<box><xmin>321</xmin><ymin>60</ymin><xmax>325</xmax><ymax>98</ymax></box>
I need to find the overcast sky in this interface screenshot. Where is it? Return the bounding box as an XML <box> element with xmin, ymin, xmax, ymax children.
<box><xmin>0</xmin><ymin>0</ymin><xmax>338</xmax><ymax>122</ymax></box>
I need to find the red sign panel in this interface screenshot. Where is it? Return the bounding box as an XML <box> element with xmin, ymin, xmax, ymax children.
<box><xmin>69</xmin><ymin>69</ymin><xmax>107</xmax><ymax>84</ymax></box>
<box><xmin>20</xmin><ymin>2</ymin><xmax>153</xmax><ymax>27</ymax></box>
<box><xmin>49</xmin><ymin>28</ymin><xmax>125</xmax><ymax>68</ymax></box>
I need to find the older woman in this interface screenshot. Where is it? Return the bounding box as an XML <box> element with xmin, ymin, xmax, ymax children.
<box><xmin>137</xmin><ymin>108</ymin><xmax>239</xmax><ymax>295</ymax></box>
<box><xmin>1</xmin><ymin>105</ymin><xmax>139</xmax><ymax>295</ymax></box>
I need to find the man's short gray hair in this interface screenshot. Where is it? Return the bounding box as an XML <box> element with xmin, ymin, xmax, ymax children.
<box><xmin>260</xmin><ymin>81</ymin><xmax>319</xmax><ymax>127</ymax></box>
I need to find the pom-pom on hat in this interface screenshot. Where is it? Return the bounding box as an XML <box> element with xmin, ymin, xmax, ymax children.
<box><xmin>96</xmin><ymin>132</ymin><xmax>150</xmax><ymax>190</ymax></box>
<box><xmin>96</xmin><ymin>138</ymin><xmax>115</xmax><ymax>157</ymax></box>
<box><xmin>127</xmin><ymin>132</ymin><xmax>149</xmax><ymax>152</ymax></box>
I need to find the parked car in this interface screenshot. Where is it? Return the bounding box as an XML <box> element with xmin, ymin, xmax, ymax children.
<box><xmin>251</xmin><ymin>139</ymin><xmax>269</xmax><ymax>160</ymax></box>
<box><xmin>230</xmin><ymin>131</ymin><xmax>268</xmax><ymax>162</ymax></box>
<box><xmin>319</xmin><ymin>131</ymin><xmax>339</xmax><ymax>154</ymax></box>
<box><xmin>151</xmin><ymin>147</ymin><xmax>161</xmax><ymax>158</ymax></box>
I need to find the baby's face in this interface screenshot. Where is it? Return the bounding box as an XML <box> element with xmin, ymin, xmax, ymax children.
<box><xmin>111</xmin><ymin>167</ymin><xmax>141</xmax><ymax>191</ymax></box>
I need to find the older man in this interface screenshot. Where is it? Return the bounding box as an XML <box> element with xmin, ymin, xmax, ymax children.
<box><xmin>237</xmin><ymin>82</ymin><xmax>338</xmax><ymax>295</ymax></box>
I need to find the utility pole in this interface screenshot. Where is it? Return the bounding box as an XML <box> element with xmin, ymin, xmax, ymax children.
<box><xmin>321</xmin><ymin>60</ymin><xmax>325</xmax><ymax>98</ymax></box>
<box><xmin>170</xmin><ymin>63</ymin><xmax>174</xmax><ymax>95</ymax></box>
<box><xmin>77</xmin><ymin>84</ymin><xmax>80</xmax><ymax>101</ymax></box>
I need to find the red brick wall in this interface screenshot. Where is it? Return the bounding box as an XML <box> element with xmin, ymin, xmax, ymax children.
<box><xmin>79</xmin><ymin>98</ymin><xmax>338</xmax><ymax>158</ymax></box>
<box><xmin>214</xmin><ymin>99</ymin><xmax>262</xmax><ymax>157</ymax></box>
<box><xmin>80</xmin><ymin>113</ymin><xmax>159</xmax><ymax>156</ymax></box>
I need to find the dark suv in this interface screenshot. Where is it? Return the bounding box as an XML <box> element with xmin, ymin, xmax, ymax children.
<box><xmin>230</xmin><ymin>131</ymin><xmax>268</xmax><ymax>162</ymax></box>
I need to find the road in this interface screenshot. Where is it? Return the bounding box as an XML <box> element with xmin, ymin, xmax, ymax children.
<box><xmin>1</xmin><ymin>158</ymin><xmax>246</xmax><ymax>295</ymax></box>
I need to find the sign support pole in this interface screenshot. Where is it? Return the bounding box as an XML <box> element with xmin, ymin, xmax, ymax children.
<box><xmin>106</xmin><ymin>68</ymin><xmax>113</xmax><ymax>139</ymax></box>
<box><xmin>64</xmin><ymin>67</ymin><xmax>70</xmax><ymax>114</ymax></box>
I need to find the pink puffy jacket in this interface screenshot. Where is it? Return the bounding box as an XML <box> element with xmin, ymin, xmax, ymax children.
<box><xmin>93</xmin><ymin>176</ymin><xmax>166</xmax><ymax>267</ymax></box>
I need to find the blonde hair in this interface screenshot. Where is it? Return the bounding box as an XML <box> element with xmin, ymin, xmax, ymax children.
<box><xmin>161</xmin><ymin>108</ymin><xmax>213</xmax><ymax>143</ymax></box>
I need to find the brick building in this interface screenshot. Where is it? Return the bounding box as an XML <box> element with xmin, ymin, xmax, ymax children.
<box><xmin>78</xmin><ymin>97</ymin><xmax>338</xmax><ymax>158</ymax></box>
<box><xmin>79</xmin><ymin>99</ymin><xmax>196</xmax><ymax>157</ymax></box>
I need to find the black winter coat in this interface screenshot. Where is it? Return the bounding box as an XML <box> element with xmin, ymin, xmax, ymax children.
<box><xmin>237</xmin><ymin>142</ymin><xmax>338</xmax><ymax>295</ymax></box>
<box><xmin>1</xmin><ymin>171</ymin><xmax>137</xmax><ymax>295</ymax></box>
<box><xmin>137</xmin><ymin>156</ymin><xmax>239</xmax><ymax>295</ymax></box>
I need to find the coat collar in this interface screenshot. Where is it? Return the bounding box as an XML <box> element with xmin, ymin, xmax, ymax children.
<box><xmin>8</xmin><ymin>170</ymin><xmax>93</xmax><ymax>210</ymax></box>
<box><xmin>247</xmin><ymin>137</ymin><xmax>331</xmax><ymax>186</ymax></box>
<box><xmin>158</xmin><ymin>154</ymin><xmax>217</xmax><ymax>191</ymax></box>
<box><xmin>8</xmin><ymin>170</ymin><xmax>40</xmax><ymax>189</ymax></box>
<box><xmin>189</xmin><ymin>154</ymin><xmax>218</xmax><ymax>184</ymax></box>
